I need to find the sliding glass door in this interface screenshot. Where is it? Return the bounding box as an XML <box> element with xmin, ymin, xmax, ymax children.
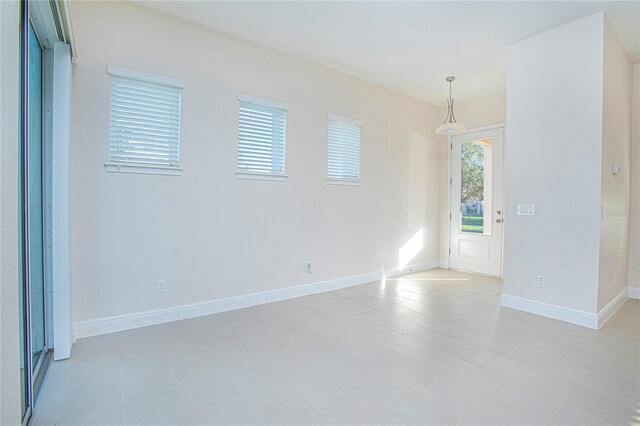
<box><xmin>19</xmin><ymin>0</ymin><xmax>74</xmax><ymax>422</ymax></box>
<box><xmin>27</xmin><ymin>20</ymin><xmax>48</xmax><ymax>377</ymax></box>
<box><xmin>20</xmin><ymin>3</ymin><xmax>54</xmax><ymax>422</ymax></box>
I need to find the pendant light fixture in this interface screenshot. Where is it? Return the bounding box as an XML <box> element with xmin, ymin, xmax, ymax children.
<box><xmin>435</xmin><ymin>76</ymin><xmax>466</xmax><ymax>135</ymax></box>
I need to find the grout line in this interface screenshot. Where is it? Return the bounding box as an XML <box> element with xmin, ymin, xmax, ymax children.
<box><xmin>562</xmin><ymin>383</ymin><xmax>578</xmax><ymax>404</ymax></box>
<box><xmin>489</xmin><ymin>378</ymin><xmax>509</xmax><ymax>397</ymax></box>
<box><xmin>247</xmin><ymin>402</ymin><xmax>266</xmax><ymax>425</ymax></box>
<box><xmin>120</xmin><ymin>376</ymin><xmax>127</xmax><ymax>426</ymax></box>
<box><xmin>586</xmin><ymin>354</ymin><xmax>599</xmax><ymax>369</ymax></box>
<box><xmin>268</xmin><ymin>405</ymin><xmax>315</xmax><ymax>425</ymax></box>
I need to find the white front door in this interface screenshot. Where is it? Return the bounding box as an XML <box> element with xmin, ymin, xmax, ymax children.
<box><xmin>449</xmin><ymin>127</ymin><xmax>504</xmax><ymax>277</ymax></box>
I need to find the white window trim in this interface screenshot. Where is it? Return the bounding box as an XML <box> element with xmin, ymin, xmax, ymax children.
<box><xmin>326</xmin><ymin>178</ymin><xmax>361</xmax><ymax>186</ymax></box>
<box><xmin>328</xmin><ymin>112</ymin><xmax>363</xmax><ymax>128</ymax></box>
<box><xmin>237</xmin><ymin>93</ymin><xmax>289</xmax><ymax>111</ymax></box>
<box><xmin>105</xmin><ymin>65</ymin><xmax>184</xmax><ymax>175</ymax></box>
<box><xmin>105</xmin><ymin>163</ymin><xmax>183</xmax><ymax>176</ymax></box>
<box><xmin>236</xmin><ymin>170</ymin><xmax>288</xmax><ymax>182</ymax></box>
<box><xmin>327</xmin><ymin>112</ymin><xmax>363</xmax><ymax>184</ymax></box>
<box><xmin>236</xmin><ymin>93</ymin><xmax>288</xmax><ymax>180</ymax></box>
<box><xmin>104</xmin><ymin>163</ymin><xmax>183</xmax><ymax>176</ymax></box>
<box><xmin>107</xmin><ymin>65</ymin><xmax>184</xmax><ymax>88</ymax></box>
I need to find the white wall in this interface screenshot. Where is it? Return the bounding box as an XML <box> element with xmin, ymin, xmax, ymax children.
<box><xmin>0</xmin><ymin>0</ymin><xmax>23</xmax><ymax>423</ymax></box>
<box><xmin>69</xmin><ymin>1</ymin><xmax>443</xmax><ymax>324</ymax></box>
<box><xmin>447</xmin><ymin>92</ymin><xmax>506</xmax><ymax>131</ymax></box>
<box><xmin>437</xmin><ymin>92</ymin><xmax>506</xmax><ymax>264</ymax></box>
<box><xmin>598</xmin><ymin>20</ymin><xmax>633</xmax><ymax>310</ymax></box>
<box><xmin>504</xmin><ymin>13</ymin><xmax>605</xmax><ymax>314</ymax></box>
<box><xmin>629</xmin><ymin>63</ymin><xmax>640</xmax><ymax>291</ymax></box>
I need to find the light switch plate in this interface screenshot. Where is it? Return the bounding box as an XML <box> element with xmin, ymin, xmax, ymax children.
<box><xmin>517</xmin><ymin>204</ymin><xmax>535</xmax><ymax>216</ymax></box>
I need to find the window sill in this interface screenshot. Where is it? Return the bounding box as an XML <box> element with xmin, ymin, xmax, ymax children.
<box><xmin>326</xmin><ymin>178</ymin><xmax>361</xmax><ymax>186</ymax></box>
<box><xmin>105</xmin><ymin>163</ymin><xmax>183</xmax><ymax>176</ymax></box>
<box><xmin>236</xmin><ymin>171</ymin><xmax>288</xmax><ymax>182</ymax></box>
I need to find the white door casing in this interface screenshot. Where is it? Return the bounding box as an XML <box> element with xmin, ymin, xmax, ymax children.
<box><xmin>449</xmin><ymin>127</ymin><xmax>504</xmax><ymax>277</ymax></box>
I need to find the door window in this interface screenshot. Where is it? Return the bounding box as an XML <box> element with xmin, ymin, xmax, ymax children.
<box><xmin>460</xmin><ymin>139</ymin><xmax>493</xmax><ymax>235</ymax></box>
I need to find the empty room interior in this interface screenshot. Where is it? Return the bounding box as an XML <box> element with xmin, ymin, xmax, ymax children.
<box><xmin>2</xmin><ymin>0</ymin><xmax>640</xmax><ymax>425</ymax></box>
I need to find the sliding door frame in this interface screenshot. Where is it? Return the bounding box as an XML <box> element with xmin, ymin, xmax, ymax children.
<box><xmin>19</xmin><ymin>4</ymin><xmax>34</xmax><ymax>423</ymax></box>
<box><xmin>21</xmin><ymin>4</ymin><xmax>54</xmax><ymax>420</ymax></box>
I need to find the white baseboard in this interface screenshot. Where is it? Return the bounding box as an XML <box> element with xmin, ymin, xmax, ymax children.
<box><xmin>500</xmin><ymin>294</ymin><xmax>598</xmax><ymax>329</ymax></box>
<box><xmin>73</xmin><ymin>260</ymin><xmax>440</xmax><ymax>339</ymax></box>
<box><xmin>501</xmin><ymin>288</ymin><xmax>631</xmax><ymax>330</ymax></box>
<box><xmin>385</xmin><ymin>260</ymin><xmax>440</xmax><ymax>278</ymax></box>
<box><xmin>597</xmin><ymin>287</ymin><xmax>629</xmax><ymax>328</ymax></box>
<box><xmin>438</xmin><ymin>259</ymin><xmax>449</xmax><ymax>269</ymax></box>
<box><xmin>629</xmin><ymin>287</ymin><xmax>640</xmax><ymax>299</ymax></box>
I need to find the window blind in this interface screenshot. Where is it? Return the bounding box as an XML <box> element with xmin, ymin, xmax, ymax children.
<box><xmin>238</xmin><ymin>99</ymin><xmax>287</xmax><ymax>175</ymax></box>
<box><xmin>108</xmin><ymin>70</ymin><xmax>182</xmax><ymax>168</ymax></box>
<box><xmin>327</xmin><ymin>114</ymin><xmax>362</xmax><ymax>180</ymax></box>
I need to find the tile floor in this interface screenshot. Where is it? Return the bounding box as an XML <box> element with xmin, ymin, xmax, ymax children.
<box><xmin>32</xmin><ymin>269</ymin><xmax>640</xmax><ymax>425</ymax></box>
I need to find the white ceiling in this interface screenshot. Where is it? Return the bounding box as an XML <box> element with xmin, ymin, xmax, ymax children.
<box><xmin>136</xmin><ymin>1</ymin><xmax>640</xmax><ymax>106</ymax></box>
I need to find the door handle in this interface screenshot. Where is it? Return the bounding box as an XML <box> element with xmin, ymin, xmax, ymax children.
<box><xmin>496</xmin><ymin>219</ymin><xmax>502</xmax><ymax>224</ymax></box>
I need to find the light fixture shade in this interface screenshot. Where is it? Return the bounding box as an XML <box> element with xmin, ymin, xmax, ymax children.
<box><xmin>435</xmin><ymin>122</ymin><xmax>466</xmax><ymax>135</ymax></box>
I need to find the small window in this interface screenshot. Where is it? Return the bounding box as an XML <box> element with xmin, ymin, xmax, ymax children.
<box><xmin>237</xmin><ymin>94</ymin><xmax>288</xmax><ymax>180</ymax></box>
<box><xmin>106</xmin><ymin>66</ymin><xmax>183</xmax><ymax>175</ymax></box>
<box><xmin>327</xmin><ymin>113</ymin><xmax>362</xmax><ymax>183</ymax></box>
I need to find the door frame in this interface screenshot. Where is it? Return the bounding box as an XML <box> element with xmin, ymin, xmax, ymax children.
<box><xmin>21</xmin><ymin>8</ymin><xmax>55</xmax><ymax>418</ymax></box>
<box><xmin>19</xmin><ymin>1</ymin><xmax>73</xmax><ymax>423</ymax></box>
<box><xmin>28</xmin><ymin>0</ymin><xmax>74</xmax><ymax>364</ymax></box>
<box><xmin>446</xmin><ymin>123</ymin><xmax>506</xmax><ymax>277</ymax></box>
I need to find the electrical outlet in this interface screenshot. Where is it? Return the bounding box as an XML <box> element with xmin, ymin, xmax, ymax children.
<box><xmin>305</xmin><ymin>261</ymin><xmax>312</xmax><ymax>274</ymax></box>
<box><xmin>536</xmin><ymin>275</ymin><xmax>545</xmax><ymax>288</ymax></box>
<box><xmin>157</xmin><ymin>279</ymin><xmax>167</xmax><ymax>293</ymax></box>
